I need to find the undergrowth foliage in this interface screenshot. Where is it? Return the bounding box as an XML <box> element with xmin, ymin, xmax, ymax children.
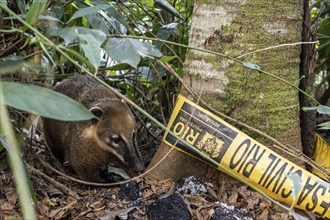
<box><xmin>0</xmin><ymin>0</ymin><xmax>193</xmax><ymax>160</ymax></box>
<box><xmin>0</xmin><ymin>0</ymin><xmax>192</xmax><ymax>218</ymax></box>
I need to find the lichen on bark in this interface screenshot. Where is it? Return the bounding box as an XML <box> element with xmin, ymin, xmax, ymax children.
<box><xmin>147</xmin><ymin>0</ymin><xmax>305</xmax><ymax>182</ymax></box>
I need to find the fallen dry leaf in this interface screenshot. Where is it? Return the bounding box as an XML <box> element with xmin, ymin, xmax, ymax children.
<box><xmin>49</xmin><ymin>200</ymin><xmax>77</xmax><ymax>219</ymax></box>
<box><xmin>1</xmin><ymin>201</ymin><xmax>14</xmax><ymax>210</ymax></box>
<box><xmin>142</xmin><ymin>188</ymin><xmax>154</xmax><ymax>199</ymax></box>
<box><xmin>99</xmin><ymin>207</ymin><xmax>136</xmax><ymax>220</ymax></box>
<box><xmin>5</xmin><ymin>190</ymin><xmax>17</xmax><ymax>205</ymax></box>
<box><xmin>228</xmin><ymin>191</ymin><xmax>239</xmax><ymax>205</ymax></box>
<box><xmin>256</xmin><ymin>207</ymin><xmax>269</xmax><ymax>220</ymax></box>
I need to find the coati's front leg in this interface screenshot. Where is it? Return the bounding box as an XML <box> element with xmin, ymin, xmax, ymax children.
<box><xmin>73</xmin><ymin>164</ymin><xmax>103</xmax><ymax>182</ymax></box>
<box><xmin>68</xmin><ymin>142</ymin><xmax>110</xmax><ymax>182</ymax></box>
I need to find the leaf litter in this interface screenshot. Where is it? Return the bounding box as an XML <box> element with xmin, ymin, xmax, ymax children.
<box><xmin>0</xmin><ymin>125</ymin><xmax>293</xmax><ymax>220</ymax></box>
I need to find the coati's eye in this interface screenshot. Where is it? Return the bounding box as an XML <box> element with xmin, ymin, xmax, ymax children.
<box><xmin>111</xmin><ymin>135</ymin><xmax>121</xmax><ymax>146</ymax></box>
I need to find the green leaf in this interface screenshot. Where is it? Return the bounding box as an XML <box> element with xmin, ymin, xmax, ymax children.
<box><xmin>0</xmin><ymin>82</ymin><xmax>95</xmax><ymax>121</ymax></box>
<box><xmin>155</xmin><ymin>23</ymin><xmax>178</xmax><ymax>49</ymax></box>
<box><xmin>0</xmin><ymin>57</ymin><xmax>43</xmax><ymax>74</ymax></box>
<box><xmin>159</xmin><ymin>55</ymin><xmax>176</xmax><ymax>63</ymax></box>
<box><xmin>0</xmin><ymin>59</ymin><xmax>24</xmax><ymax>74</ymax></box>
<box><xmin>91</xmin><ymin>0</ymin><xmax>129</xmax><ymax>31</ymax></box>
<box><xmin>243</xmin><ymin>62</ymin><xmax>261</xmax><ymax>70</ymax></box>
<box><xmin>38</xmin><ymin>15</ymin><xmax>62</xmax><ymax>23</ymax></box>
<box><xmin>104</xmin><ymin>38</ymin><xmax>162</xmax><ymax>68</ymax></box>
<box><xmin>288</xmin><ymin>172</ymin><xmax>302</xmax><ymax>203</ymax></box>
<box><xmin>25</xmin><ymin>0</ymin><xmax>48</xmax><ymax>27</ymax></box>
<box><xmin>154</xmin><ymin>0</ymin><xmax>183</xmax><ymax>20</ymax></box>
<box><xmin>105</xmin><ymin>6</ymin><xmax>129</xmax><ymax>30</ymax></box>
<box><xmin>105</xmin><ymin>38</ymin><xmax>140</xmax><ymax>68</ymax></box>
<box><xmin>78</xmin><ymin>34</ymin><xmax>101</xmax><ymax>70</ymax></box>
<box><xmin>318</xmin><ymin>121</ymin><xmax>330</xmax><ymax>130</ymax></box>
<box><xmin>302</xmin><ymin>105</ymin><xmax>330</xmax><ymax>115</ymax></box>
<box><xmin>134</xmin><ymin>40</ymin><xmax>163</xmax><ymax>58</ymax></box>
<box><xmin>48</xmin><ymin>27</ymin><xmax>106</xmax><ymax>46</ymax></box>
<box><xmin>286</xmin><ymin>171</ymin><xmax>308</xmax><ymax>220</ymax></box>
<box><xmin>107</xmin><ymin>63</ymin><xmax>132</xmax><ymax>71</ymax></box>
<box><xmin>48</xmin><ymin>27</ymin><xmax>105</xmax><ymax>69</ymax></box>
<box><xmin>68</xmin><ymin>4</ymin><xmax>111</xmax><ymax>22</ymax></box>
<box><xmin>85</xmin><ymin>13</ymin><xmax>110</xmax><ymax>35</ymax></box>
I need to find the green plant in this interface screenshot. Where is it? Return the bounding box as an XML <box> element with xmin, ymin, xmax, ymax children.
<box><xmin>303</xmin><ymin>105</ymin><xmax>330</xmax><ymax>129</ymax></box>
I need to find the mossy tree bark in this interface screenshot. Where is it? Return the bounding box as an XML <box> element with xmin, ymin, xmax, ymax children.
<box><xmin>148</xmin><ymin>0</ymin><xmax>305</xmax><ymax>184</ymax></box>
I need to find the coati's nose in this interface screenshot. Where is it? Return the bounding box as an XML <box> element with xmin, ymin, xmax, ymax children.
<box><xmin>132</xmin><ymin>159</ymin><xmax>145</xmax><ymax>173</ymax></box>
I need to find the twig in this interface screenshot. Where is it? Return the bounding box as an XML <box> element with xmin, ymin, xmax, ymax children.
<box><xmin>236</xmin><ymin>41</ymin><xmax>319</xmax><ymax>59</ymax></box>
<box><xmin>27</xmin><ymin>163</ymin><xmax>79</xmax><ymax>199</ymax></box>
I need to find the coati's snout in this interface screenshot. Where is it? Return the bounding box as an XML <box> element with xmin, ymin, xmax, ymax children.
<box><xmin>102</xmin><ymin>131</ymin><xmax>145</xmax><ymax>174</ymax></box>
<box><xmin>92</xmin><ymin>101</ymin><xmax>145</xmax><ymax>176</ymax></box>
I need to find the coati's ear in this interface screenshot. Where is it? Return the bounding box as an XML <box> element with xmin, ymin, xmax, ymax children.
<box><xmin>89</xmin><ymin>106</ymin><xmax>104</xmax><ymax>119</ymax></box>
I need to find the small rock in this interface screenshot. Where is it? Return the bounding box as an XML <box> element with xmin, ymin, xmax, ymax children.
<box><xmin>147</xmin><ymin>193</ymin><xmax>190</xmax><ymax>220</ymax></box>
<box><xmin>176</xmin><ymin>176</ymin><xmax>207</xmax><ymax>195</ymax></box>
<box><xmin>118</xmin><ymin>181</ymin><xmax>140</xmax><ymax>201</ymax></box>
<box><xmin>212</xmin><ymin>203</ymin><xmax>254</xmax><ymax>220</ymax></box>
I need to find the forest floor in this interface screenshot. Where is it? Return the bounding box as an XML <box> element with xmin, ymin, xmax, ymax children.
<box><xmin>0</xmin><ymin>141</ymin><xmax>296</xmax><ymax>220</ymax></box>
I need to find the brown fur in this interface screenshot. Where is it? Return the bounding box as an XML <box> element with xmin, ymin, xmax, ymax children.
<box><xmin>42</xmin><ymin>75</ymin><xmax>144</xmax><ymax>182</ymax></box>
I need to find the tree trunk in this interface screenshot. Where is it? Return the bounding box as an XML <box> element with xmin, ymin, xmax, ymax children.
<box><xmin>299</xmin><ymin>0</ymin><xmax>317</xmax><ymax>160</ymax></box>
<box><xmin>148</xmin><ymin>0</ymin><xmax>304</xmax><ymax>184</ymax></box>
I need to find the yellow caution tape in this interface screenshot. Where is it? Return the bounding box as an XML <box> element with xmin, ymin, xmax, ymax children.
<box><xmin>163</xmin><ymin>95</ymin><xmax>330</xmax><ymax>219</ymax></box>
<box><xmin>313</xmin><ymin>133</ymin><xmax>330</xmax><ymax>180</ymax></box>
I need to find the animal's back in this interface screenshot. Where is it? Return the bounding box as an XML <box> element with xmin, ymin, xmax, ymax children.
<box><xmin>53</xmin><ymin>75</ymin><xmax>117</xmax><ymax>106</ymax></box>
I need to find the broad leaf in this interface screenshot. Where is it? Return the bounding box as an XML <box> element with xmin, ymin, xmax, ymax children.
<box><xmin>0</xmin><ymin>59</ymin><xmax>24</xmax><ymax>74</ymax></box>
<box><xmin>243</xmin><ymin>62</ymin><xmax>261</xmax><ymax>70</ymax></box>
<box><xmin>155</xmin><ymin>23</ymin><xmax>178</xmax><ymax>49</ymax></box>
<box><xmin>154</xmin><ymin>0</ymin><xmax>183</xmax><ymax>20</ymax></box>
<box><xmin>0</xmin><ymin>57</ymin><xmax>43</xmax><ymax>74</ymax></box>
<box><xmin>303</xmin><ymin>105</ymin><xmax>330</xmax><ymax>115</ymax></box>
<box><xmin>134</xmin><ymin>40</ymin><xmax>163</xmax><ymax>58</ymax></box>
<box><xmin>78</xmin><ymin>34</ymin><xmax>101</xmax><ymax>69</ymax></box>
<box><xmin>288</xmin><ymin>172</ymin><xmax>302</xmax><ymax>205</ymax></box>
<box><xmin>105</xmin><ymin>38</ymin><xmax>140</xmax><ymax>68</ymax></box>
<box><xmin>0</xmin><ymin>82</ymin><xmax>95</xmax><ymax>121</ymax></box>
<box><xmin>105</xmin><ymin>38</ymin><xmax>162</xmax><ymax>68</ymax></box>
<box><xmin>48</xmin><ymin>27</ymin><xmax>106</xmax><ymax>46</ymax></box>
<box><xmin>75</xmin><ymin>0</ymin><xmax>127</xmax><ymax>34</ymax></box>
<box><xmin>287</xmin><ymin>172</ymin><xmax>308</xmax><ymax>220</ymax></box>
<box><xmin>48</xmin><ymin>27</ymin><xmax>106</xmax><ymax>69</ymax></box>
<box><xmin>92</xmin><ymin>0</ymin><xmax>129</xmax><ymax>30</ymax></box>
<box><xmin>85</xmin><ymin>14</ymin><xmax>110</xmax><ymax>35</ymax></box>
<box><xmin>68</xmin><ymin>4</ymin><xmax>112</xmax><ymax>22</ymax></box>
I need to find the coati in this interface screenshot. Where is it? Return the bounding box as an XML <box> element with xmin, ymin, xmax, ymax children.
<box><xmin>42</xmin><ymin>75</ymin><xmax>145</xmax><ymax>182</ymax></box>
